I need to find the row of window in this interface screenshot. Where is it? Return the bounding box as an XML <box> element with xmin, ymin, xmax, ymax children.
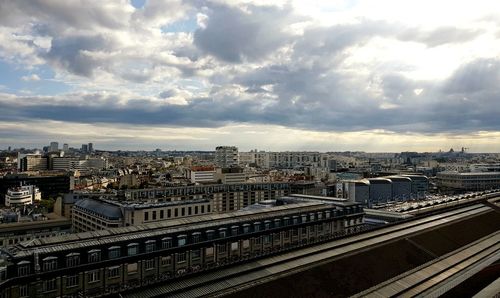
<box><xmin>17</xmin><ymin>210</ymin><xmax>361</xmax><ymax>276</ymax></box>
<box><xmin>143</xmin><ymin>204</ymin><xmax>211</xmax><ymax>221</ymax></box>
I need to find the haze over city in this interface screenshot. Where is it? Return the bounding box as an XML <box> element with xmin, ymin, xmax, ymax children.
<box><xmin>1</xmin><ymin>0</ymin><xmax>500</xmax><ymax>152</ymax></box>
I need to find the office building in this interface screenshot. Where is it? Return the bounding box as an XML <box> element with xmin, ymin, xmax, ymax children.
<box><xmin>215</xmin><ymin>146</ymin><xmax>239</xmax><ymax>167</ymax></box>
<box><xmin>184</xmin><ymin>166</ymin><xmax>216</xmax><ymax>184</ymax></box>
<box><xmin>215</xmin><ymin>167</ymin><xmax>246</xmax><ymax>184</ymax></box>
<box><xmin>72</xmin><ymin>198</ymin><xmax>213</xmax><ymax>232</ymax></box>
<box><xmin>4</xmin><ymin>185</ymin><xmax>41</xmax><ymax>207</ymax></box>
<box><xmin>0</xmin><ymin>198</ymin><xmax>364</xmax><ymax>297</ymax></box>
<box><xmin>49</xmin><ymin>142</ymin><xmax>59</xmax><ymax>152</ymax></box>
<box><xmin>81</xmin><ymin>144</ymin><xmax>88</xmax><ymax>153</ymax></box>
<box><xmin>0</xmin><ymin>174</ymin><xmax>74</xmax><ymax>204</ymax></box>
<box><xmin>62</xmin><ymin>144</ymin><xmax>69</xmax><ymax>152</ymax></box>
<box><xmin>437</xmin><ymin>171</ymin><xmax>500</xmax><ymax>190</ymax></box>
<box><xmin>17</xmin><ymin>153</ymin><xmax>48</xmax><ymax>172</ymax></box>
<box><xmin>88</xmin><ymin>143</ymin><xmax>94</xmax><ymax>152</ymax></box>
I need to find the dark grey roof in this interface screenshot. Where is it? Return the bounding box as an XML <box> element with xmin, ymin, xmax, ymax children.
<box><xmin>74</xmin><ymin>199</ymin><xmax>122</xmax><ymax>220</ymax></box>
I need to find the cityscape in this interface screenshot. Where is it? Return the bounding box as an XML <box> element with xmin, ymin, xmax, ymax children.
<box><xmin>0</xmin><ymin>0</ymin><xmax>500</xmax><ymax>298</ymax></box>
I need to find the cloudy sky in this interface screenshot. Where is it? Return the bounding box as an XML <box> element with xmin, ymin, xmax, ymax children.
<box><xmin>0</xmin><ymin>0</ymin><xmax>499</xmax><ymax>152</ymax></box>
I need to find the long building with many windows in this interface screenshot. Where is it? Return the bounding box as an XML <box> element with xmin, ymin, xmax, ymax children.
<box><xmin>0</xmin><ymin>198</ymin><xmax>364</xmax><ymax>298</ymax></box>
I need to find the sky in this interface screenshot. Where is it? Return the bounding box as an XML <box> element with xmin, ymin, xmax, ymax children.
<box><xmin>0</xmin><ymin>0</ymin><xmax>500</xmax><ymax>152</ymax></box>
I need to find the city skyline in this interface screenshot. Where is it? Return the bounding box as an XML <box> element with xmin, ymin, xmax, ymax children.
<box><xmin>1</xmin><ymin>1</ymin><xmax>500</xmax><ymax>152</ymax></box>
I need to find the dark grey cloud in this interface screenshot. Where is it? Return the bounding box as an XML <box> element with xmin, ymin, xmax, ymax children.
<box><xmin>1</xmin><ymin>57</ymin><xmax>499</xmax><ymax>134</ymax></box>
<box><xmin>0</xmin><ymin>0</ymin><xmax>130</xmax><ymax>30</ymax></box>
<box><xmin>43</xmin><ymin>35</ymin><xmax>115</xmax><ymax>77</ymax></box>
<box><xmin>193</xmin><ymin>3</ymin><xmax>299</xmax><ymax>62</ymax></box>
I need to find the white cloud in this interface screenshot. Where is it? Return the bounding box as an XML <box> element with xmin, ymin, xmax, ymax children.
<box><xmin>21</xmin><ymin>74</ymin><xmax>41</xmax><ymax>81</ymax></box>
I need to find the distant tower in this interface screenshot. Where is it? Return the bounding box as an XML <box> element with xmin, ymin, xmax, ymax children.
<box><xmin>88</xmin><ymin>143</ymin><xmax>94</xmax><ymax>152</ymax></box>
<box><xmin>63</xmin><ymin>143</ymin><xmax>69</xmax><ymax>152</ymax></box>
<box><xmin>49</xmin><ymin>141</ymin><xmax>59</xmax><ymax>152</ymax></box>
<box><xmin>81</xmin><ymin>144</ymin><xmax>88</xmax><ymax>153</ymax></box>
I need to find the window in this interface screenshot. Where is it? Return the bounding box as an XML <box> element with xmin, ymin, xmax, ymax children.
<box><xmin>293</xmin><ymin>216</ymin><xmax>299</xmax><ymax>225</ymax></box>
<box><xmin>207</xmin><ymin>205</ymin><xmax>211</xmax><ymax>212</ymax></box>
<box><xmin>181</xmin><ymin>208</ymin><xmax>185</xmax><ymax>216</ymax></box>
<box><xmin>195</xmin><ymin>206</ymin><xmax>198</xmax><ymax>214</ymax></box>
<box><xmin>88</xmin><ymin>270</ymin><xmax>100</xmax><ymax>283</ymax></box>
<box><xmin>127</xmin><ymin>243</ymin><xmax>139</xmax><ymax>256</ymax></box>
<box><xmin>145</xmin><ymin>240</ymin><xmax>156</xmax><ymax>253</ymax></box>
<box><xmin>301</xmin><ymin>214</ymin><xmax>307</xmax><ymax>223</ymax></box>
<box><xmin>152</xmin><ymin>211</ymin><xmax>157</xmax><ymax>220</ymax></box>
<box><xmin>174</xmin><ymin>208</ymin><xmax>178</xmax><ymax>217</ymax></box>
<box><xmin>43</xmin><ymin>257</ymin><xmax>58</xmax><ymax>271</ymax></box>
<box><xmin>188</xmin><ymin>207</ymin><xmax>192</xmax><ymax>215</ymax></box>
<box><xmin>317</xmin><ymin>212</ymin><xmax>323</xmax><ymax>220</ymax></box>
<box><xmin>242</xmin><ymin>240</ymin><xmax>250</xmax><ymax>249</ymax></box>
<box><xmin>17</xmin><ymin>261</ymin><xmax>30</xmax><ymax>276</ymax></box>
<box><xmin>145</xmin><ymin>259</ymin><xmax>155</xmax><ymax>270</ymax></box>
<box><xmin>88</xmin><ymin>249</ymin><xmax>101</xmax><ymax>263</ymax></box>
<box><xmin>325</xmin><ymin>211</ymin><xmax>331</xmax><ymax>219</ymax></box>
<box><xmin>254</xmin><ymin>222</ymin><xmax>261</xmax><ymax>232</ymax></box>
<box><xmin>66</xmin><ymin>275</ymin><xmax>79</xmax><ymax>287</ymax></box>
<box><xmin>205</xmin><ymin>247</ymin><xmax>214</xmax><ymax>257</ymax></box>
<box><xmin>264</xmin><ymin>220</ymin><xmax>271</xmax><ymax>230</ymax></box>
<box><xmin>160</xmin><ymin>210</ymin><xmax>164</xmax><ymax>219</ymax></box>
<box><xmin>206</xmin><ymin>230</ymin><xmax>214</xmax><ymax>240</ymax></box>
<box><xmin>144</xmin><ymin>211</ymin><xmax>149</xmax><ymax>221</ymax></box>
<box><xmin>19</xmin><ymin>285</ymin><xmax>28</xmax><ymax>297</ymax></box>
<box><xmin>263</xmin><ymin>235</ymin><xmax>271</xmax><ymax>244</ymax></box>
<box><xmin>108</xmin><ymin>246</ymin><xmax>121</xmax><ymax>259</ymax></box>
<box><xmin>284</xmin><ymin>217</ymin><xmax>290</xmax><ymax>226</ymax></box>
<box><xmin>219</xmin><ymin>228</ymin><xmax>227</xmax><ymax>238</ymax></box>
<box><xmin>177</xmin><ymin>235</ymin><xmax>187</xmax><ymax>246</ymax></box>
<box><xmin>231</xmin><ymin>242</ymin><xmax>239</xmax><ymax>251</ymax></box>
<box><xmin>231</xmin><ymin>226</ymin><xmax>238</xmax><ymax>236</ymax></box>
<box><xmin>161</xmin><ymin>256</ymin><xmax>172</xmax><ymax>266</ymax></box>
<box><xmin>274</xmin><ymin>219</ymin><xmax>281</xmax><ymax>227</ymax></box>
<box><xmin>108</xmin><ymin>266</ymin><xmax>120</xmax><ymax>278</ymax></box>
<box><xmin>217</xmin><ymin>244</ymin><xmax>227</xmax><ymax>254</ymax></box>
<box><xmin>309</xmin><ymin>213</ymin><xmax>315</xmax><ymax>221</ymax></box>
<box><xmin>167</xmin><ymin>209</ymin><xmax>171</xmax><ymax>218</ymax></box>
<box><xmin>191</xmin><ymin>249</ymin><xmax>201</xmax><ymax>260</ymax></box>
<box><xmin>176</xmin><ymin>252</ymin><xmax>187</xmax><ymax>263</ymax></box>
<box><xmin>43</xmin><ymin>279</ymin><xmax>57</xmax><ymax>292</ymax></box>
<box><xmin>201</xmin><ymin>205</ymin><xmax>205</xmax><ymax>213</ymax></box>
<box><xmin>192</xmin><ymin>232</ymin><xmax>201</xmax><ymax>243</ymax></box>
<box><xmin>162</xmin><ymin>237</ymin><xmax>172</xmax><ymax>249</ymax></box>
<box><xmin>66</xmin><ymin>253</ymin><xmax>80</xmax><ymax>267</ymax></box>
<box><xmin>127</xmin><ymin>263</ymin><xmax>138</xmax><ymax>274</ymax></box>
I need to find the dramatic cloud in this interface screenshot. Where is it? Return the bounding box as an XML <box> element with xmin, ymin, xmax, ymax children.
<box><xmin>0</xmin><ymin>0</ymin><xmax>499</xmax><ymax>151</ymax></box>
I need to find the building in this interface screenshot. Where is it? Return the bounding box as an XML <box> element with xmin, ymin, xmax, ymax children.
<box><xmin>215</xmin><ymin>167</ymin><xmax>246</xmax><ymax>184</ymax></box>
<box><xmin>17</xmin><ymin>153</ymin><xmax>48</xmax><ymax>172</ymax></box>
<box><xmin>62</xmin><ymin>144</ymin><xmax>69</xmax><ymax>152</ymax></box>
<box><xmin>469</xmin><ymin>164</ymin><xmax>500</xmax><ymax>173</ymax></box>
<box><xmin>49</xmin><ymin>142</ymin><xmax>59</xmax><ymax>152</ymax></box>
<box><xmin>72</xmin><ymin>198</ymin><xmax>213</xmax><ymax>232</ymax></box>
<box><xmin>184</xmin><ymin>166</ymin><xmax>216</xmax><ymax>184</ymax></box>
<box><xmin>81</xmin><ymin>144</ymin><xmax>88</xmax><ymax>153</ymax></box>
<box><xmin>344</xmin><ymin>180</ymin><xmax>370</xmax><ymax>205</ymax></box>
<box><xmin>215</xmin><ymin>146</ymin><xmax>239</xmax><ymax>167</ymax></box>
<box><xmin>0</xmin><ymin>174</ymin><xmax>74</xmax><ymax>204</ymax></box>
<box><xmin>51</xmin><ymin>156</ymin><xmax>108</xmax><ymax>172</ymax></box>
<box><xmin>342</xmin><ymin>175</ymin><xmax>428</xmax><ymax>206</ymax></box>
<box><xmin>88</xmin><ymin>143</ymin><xmax>94</xmax><ymax>153</ymax></box>
<box><xmin>401</xmin><ymin>174</ymin><xmax>429</xmax><ymax>195</ymax></box>
<box><xmin>0</xmin><ymin>198</ymin><xmax>364</xmax><ymax>298</ymax></box>
<box><xmin>366</xmin><ymin>178</ymin><xmax>392</xmax><ymax>205</ymax></box>
<box><xmin>5</xmin><ymin>185</ymin><xmax>41</xmax><ymax>207</ymax></box>
<box><xmin>387</xmin><ymin>176</ymin><xmax>412</xmax><ymax>201</ymax></box>
<box><xmin>0</xmin><ymin>215</ymin><xmax>71</xmax><ymax>247</ymax></box>
<box><xmin>437</xmin><ymin>171</ymin><xmax>500</xmax><ymax>191</ymax></box>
